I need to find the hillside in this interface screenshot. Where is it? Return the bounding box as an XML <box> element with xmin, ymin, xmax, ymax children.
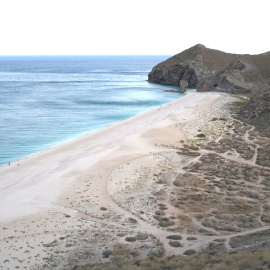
<box><xmin>148</xmin><ymin>44</ymin><xmax>270</xmax><ymax>94</ymax></box>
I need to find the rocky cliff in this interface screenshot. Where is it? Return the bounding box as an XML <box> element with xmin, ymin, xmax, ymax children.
<box><xmin>148</xmin><ymin>44</ymin><xmax>270</xmax><ymax>94</ymax></box>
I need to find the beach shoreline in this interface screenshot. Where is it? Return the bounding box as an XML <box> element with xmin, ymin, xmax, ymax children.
<box><xmin>0</xmin><ymin>92</ymin><xmax>185</xmax><ymax>168</ymax></box>
<box><xmin>0</xmin><ymin>90</ymin><xmax>201</xmax><ymax>222</ymax></box>
<box><xmin>1</xmin><ymin>90</ymin><xmax>270</xmax><ymax>269</ymax></box>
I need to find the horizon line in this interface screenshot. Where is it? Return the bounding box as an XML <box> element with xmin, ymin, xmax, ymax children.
<box><xmin>0</xmin><ymin>54</ymin><xmax>173</xmax><ymax>57</ymax></box>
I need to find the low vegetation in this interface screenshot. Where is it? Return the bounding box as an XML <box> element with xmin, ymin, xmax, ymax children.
<box><xmin>70</xmin><ymin>250</ymin><xmax>270</xmax><ymax>270</ymax></box>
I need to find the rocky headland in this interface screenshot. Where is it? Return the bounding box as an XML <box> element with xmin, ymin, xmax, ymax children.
<box><xmin>148</xmin><ymin>44</ymin><xmax>270</xmax><ymax>94</ymax></box>
<box><xmin>149</xmin><ymin>44</ymin><xmax>270</xmax><ymax>137</ymax></box>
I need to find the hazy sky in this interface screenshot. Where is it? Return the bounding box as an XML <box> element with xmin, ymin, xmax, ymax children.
<box><xmin>0</xmin><ymin>0</ymin><xmax>269</xmax><ymax>55</ymax></box>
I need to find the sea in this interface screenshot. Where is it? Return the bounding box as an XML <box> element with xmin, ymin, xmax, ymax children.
<box><xmin>0</xmin><ymin>55</ymin><xmax>183</xmax><ymax>167</ymax></box>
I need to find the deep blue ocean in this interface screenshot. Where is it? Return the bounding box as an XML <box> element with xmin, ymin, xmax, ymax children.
<box><xmin>0</xmin><ymin>55</ymin><xmax>183</xmax><ymax>166</ymax></box>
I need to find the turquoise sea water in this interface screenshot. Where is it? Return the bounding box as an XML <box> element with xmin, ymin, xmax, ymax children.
<box><xmin>0</xmin><ymin>55</ymin><xmax>183</xmax><ymax>166</ymax></box>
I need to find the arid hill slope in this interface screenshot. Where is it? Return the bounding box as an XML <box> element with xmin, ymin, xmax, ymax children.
<box><xmin>148</xmin><ymin>44</ymin><xmax>270</xmax><ymax>94</ymax></box>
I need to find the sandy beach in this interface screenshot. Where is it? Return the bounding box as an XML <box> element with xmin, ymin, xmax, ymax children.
<box><xmin>1</xmin><ymin>90</ymin><xmax>270</xmax><ymax>270</ymax></box>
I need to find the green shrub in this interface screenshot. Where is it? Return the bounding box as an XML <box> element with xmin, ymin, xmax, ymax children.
<box><xmin>136</xmin><ymin>233</ymin><xmax>148</xmax><ymax>240</ymax></box>
<box><xmin>183</xmin><ymin>249</ymin><xmax>196</xmax><ymax>255</ymax></box>
<box><xmin>169</xmin><ymin>241</ymin><xmax>182</xmax><ymax>247</ymax></box>
<box><xmin>102</xmin><ymin>250</ymin><xmax>112</xmax><ymax>258</ymax></box>
<box><xmin>187</xmin><ymin>236</ymin><xmax>197</xmax><ymax>240</ymax></box>
<box><xmin>158</xmin><ymin>220</ymin><xmax>175</xmax><ymax>227</ymax></box>
<box><xmin>167</xmin><ymin>235</ymin><xmax>182</xmax><ymax>240</ymax></box>
<box><xmin>125</xmin><ymin>236</ymin><xmax>136</xmax><ymax>242</ymax></box>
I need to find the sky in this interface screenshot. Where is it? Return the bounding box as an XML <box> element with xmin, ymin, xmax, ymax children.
<box><xmin>0</xmin><ymin>0</ymin><xmax>269</xmax><ymax>56</ymax></box>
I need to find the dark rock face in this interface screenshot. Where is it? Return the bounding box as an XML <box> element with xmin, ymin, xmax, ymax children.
<box><xmin>214</xmin><ymin>61</ymin><xmax>250</xmax><ymax>93</ymax></box>
<box><xmin>227</xmin><ymin>60</ymin><xmax>246</xmax><ymax>71</ymax></box>
<box><xmin>148</xmin><ymin>64</ymin><xmax>198</xmax><ymax>88</ymax></box>
<box><xmin>148</xmin><ymin>44</ymin><xmax>270</xmax><ymax>94</ymax></box>
<box><xmin>196</xmin><ymin>78</ymin><xmax>216</xmax><ymax>92</ymax></box>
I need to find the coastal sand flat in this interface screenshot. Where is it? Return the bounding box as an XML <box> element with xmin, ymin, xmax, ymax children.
<box><xmin>1</xmin><ymin>91</ymin><xmax>270</xmax><ymax>269</ymax></box>
<box><xmin>0</xmin><ymin>90</ymin><xmax>208</xmax><ymax>222</ymax></box>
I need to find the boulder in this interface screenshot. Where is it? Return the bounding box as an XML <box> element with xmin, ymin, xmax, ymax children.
<box><xmin>180</xmin><ymin>80</ymin><xmax>188</xmax><ymax>91</ymax></box>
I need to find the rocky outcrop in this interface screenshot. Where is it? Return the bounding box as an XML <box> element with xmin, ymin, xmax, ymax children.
<box><xmin>148</xmin><ymin>44</ymin><xmax>270</xmax><ymax>94</ymax></box>
<box><xmin>239</xmin><ymin>91</ymin><xmax>270</xmax><ymax>137</ymax></box>
<box><xmin>149</xmin><ymin>64</ymin><xmax>198</xmax><ymax>89</ymax></box>
<box><xmin>180</xmin><ymin>80</ymin><xmax>188</xmax><ymax>91</ymax></box>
